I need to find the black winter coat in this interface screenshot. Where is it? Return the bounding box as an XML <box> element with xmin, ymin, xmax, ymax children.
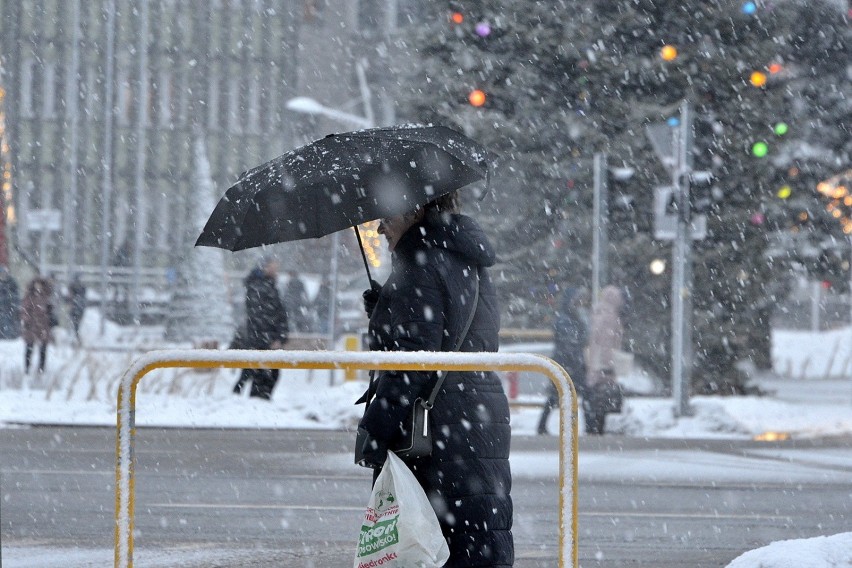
<box><xmin>360</xmin><ymin>213</ymin><xmax>514</xmax><ymax>567</ymax></box>
<box><xmin>244</xmin><ymin>269</ymin><xmax>289</xmax><ymax>349</ymax></box>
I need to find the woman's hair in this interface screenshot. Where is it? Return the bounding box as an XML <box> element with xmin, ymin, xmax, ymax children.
<box><xmin>424</xmin><ymin>191</ymin><xmax>460</xmax><ymax>223</ymax></box>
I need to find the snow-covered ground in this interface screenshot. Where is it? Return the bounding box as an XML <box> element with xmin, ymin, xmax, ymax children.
<box><xmin>1</xmin><ymin>310</ymin><xmax>851</xmax><ymax>567</ymax></box>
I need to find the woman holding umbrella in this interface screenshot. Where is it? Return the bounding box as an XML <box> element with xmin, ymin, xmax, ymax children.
<box><xmin>356</xmin><ymin>191</ymin><xmax>514</xmax><ymax>567</ymax></box>
<box><xmin>195</xmin><ymin>123</ymin><xmax>510</xmax><ymax>563</ymax></box>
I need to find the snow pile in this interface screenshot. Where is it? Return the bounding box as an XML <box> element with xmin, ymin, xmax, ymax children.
<box><xmin>726</xmin><ymin>532</ymin><xmax>852</xmax><ymax>568</ymax></box>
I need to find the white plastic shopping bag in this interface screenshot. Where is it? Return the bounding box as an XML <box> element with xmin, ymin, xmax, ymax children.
<box><xmin>354</xmin><ymin>452</ymin><xmax>450</xmax><ymax>568</ymax></box>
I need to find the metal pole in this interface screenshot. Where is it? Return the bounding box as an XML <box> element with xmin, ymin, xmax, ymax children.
<box><xmin>592</xmin><ymin>153</ymin><xmax>608</xmax><ymax>302</ymax></box>
<box><xmin>65</xmin><ymin>0</ymin><xmax>82</xmax><ymax>278</ymax></box>
<box><xmin>130</xmin><ymin>0</ymin><xmax>150</xmax><ymax>324</ymax></box>
<box><xmin>39</xmin><ymin>229</ymin><xmax>48</xmax><ymax>276</ymax></box>
<box><xmin>99</xmin><ymin>0</ymin><xmax>117</xmax><ymax>334</ymax></box>
<box><xmin>811</xmin><ymin>280</ymin><xmax>821</xmax><ymax>332</ymax></box>
<box><xmin>328</xmin><ymin>231</ymin><xmax>339</xmax><ymax>349</ymax></box>
<box><xmin>671</xmin><ymin>101</ymin><xmax>693</xmax><ymax>418</ymax></box>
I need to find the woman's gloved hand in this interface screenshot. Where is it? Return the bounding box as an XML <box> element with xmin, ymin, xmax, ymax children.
<box><xmin>356</xmin><ymin>427</ymin><xmax>389</xmax><ymax>469</ymax></box>
<box><xmin>362</xmin><ymin>279</ymin><xmax>382</xmax><ymax>317</ymax></box>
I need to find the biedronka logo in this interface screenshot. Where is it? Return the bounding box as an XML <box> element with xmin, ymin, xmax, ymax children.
<box><xmin>356</xmin><ymin>489</ymin><xmax>399</xmax><ymax>563</ymax></box>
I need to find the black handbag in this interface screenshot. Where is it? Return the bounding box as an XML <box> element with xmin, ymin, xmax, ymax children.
<box><xmin>593</xmin><ymin>376</ymin><xmax>623</xmax><ymax>414</ymax></box>
<box><xmin>356</xmin><ymin>271</ymin><xmax>480</xmax><ymax>467</ymax></box>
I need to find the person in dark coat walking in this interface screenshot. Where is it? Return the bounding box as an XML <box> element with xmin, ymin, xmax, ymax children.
<box><xmin>20</xmin><ymin>276</ymin><xmax>54</xmax><ymax>374</ymax></box>
<box><xmin>232</xmin><ymin>257</ymin><xmax>289</xmax><ymax>399</ymax></box>
<box><xmin>0</xmin><ymin>266</ymin><xmax>20</xmax><ymax>340</ymax></box>
<box><xmin>313</xmin><ymin>276</ymin><xmax>332</xmax><ymax>334</ymax></box>
<box><xmin>283</xmin><ymin>270</ymin><xmax>309</xmax><ymax>332</ymax></box>
<box><xmin>357</xmin><ymin>192</ymin><xmax>514</xmax><ymax>568</ymax></box>
<box><xmin>66</xmin><ymin>274</ymin><xmax>87</xmax><ymax>343</ymax></box>
<box><xmin>537</xmin><ymin>286</ymin><xmax>589</xmax><ymax>435</ymax></box>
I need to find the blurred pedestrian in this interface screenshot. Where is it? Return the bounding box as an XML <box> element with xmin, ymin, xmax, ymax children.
<box><xmin>0</xmin><ymin>266</ymin><xmax>20</xmax><ymax>339</ymax></box>
<box><xmin>283</xmin><ymin>270</ymin><xmax>308</xmax><ymax>332</ymax></box>
<box><xmin>585</xmin><ymin>285</ymin><xmax>626</xmax><ymax>435</ymax></box>
<box><xmin>232</xmin><ymin>256</ymin><xmax>289</xmax><ymax>399</ymax></box>
<box><xmin>20</xmin><ymin>276</ymin><xmax>55</xmax><ymax>374</ymax></box>
<box><xmin>111</xmin><ymin>241</ymin><xmax>131</xmax><ymax>312</ymax></box>
<box><xmin>355</xmin><ymin>192</ymin><xmax>513</xmax><ymax>566</ymax></box>
<box><xmin>313</xmin><ymin>276</ymin><xmax>332</xmax><ymax>334</ymax></box>
<box><xmin>66</xmin><ymin>274</ymin><xmax>87</xmax><ymax>344</ymax></box>
<box><xmin>537</xmin><ymin>286</ymin><xmax>589</xmax><ymax>435</ymax></box>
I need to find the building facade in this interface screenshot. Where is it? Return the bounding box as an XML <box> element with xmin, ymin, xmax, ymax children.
<box><xmin>0</xmin><ymin>0</ymin><xmax>430</xmax><ymax>323</ymax></box>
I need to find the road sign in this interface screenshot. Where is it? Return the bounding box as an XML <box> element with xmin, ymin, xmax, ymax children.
<box><xmin>645</xmin><ymin>123</ymin><xmax>676</xmax><ymax>169</ymax></box>
<box><xmin>653</xmin><ymin>187</ymin><xmax>707</xmax><ymax>240</ymax></box>
<box><xmin>26</xmin><ymin>209</ymin><xmax>62</xmax><ymax>232</ymax></box>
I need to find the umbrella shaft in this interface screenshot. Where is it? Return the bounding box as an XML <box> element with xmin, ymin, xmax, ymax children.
<box><xmin>354</xmin><ymin>226</ymin><xmax>374</xmax><ymax>284</ymax></box>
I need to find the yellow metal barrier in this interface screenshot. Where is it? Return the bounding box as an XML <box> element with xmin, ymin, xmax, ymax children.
<box><xmin>114</xmin><ymin>350</ymin><xmax>578</xmax><ymax>568</ymax></box>
<box><xmin>343</xmin><ymin>334</ymin><xmax>361</xmax><ymax>381</ymax></box>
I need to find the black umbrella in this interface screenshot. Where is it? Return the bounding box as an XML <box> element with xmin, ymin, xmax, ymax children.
<box><xmin>195</xmin><ymin>124</ymin><xmax>493</xmax><ymax>281</ymax></box>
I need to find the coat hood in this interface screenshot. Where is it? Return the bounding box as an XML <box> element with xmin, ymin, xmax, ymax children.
<box><xmin>596</xmin><ymin>285</ymin><xmax>624</xmax><ymax>314</ymax></box>
<box><xmin>559</xmin><ymin>287</ymin><xmax>582</xmax><ymax>313</ymax></box>
<box><xmin>397</xmin><ymin>213</ymin><xmax>497</xmax><ymax>268</ymax></box>
<box><xmin>245</xmin><ymin>267</ymin><xmax>269</xmax><ymax>285</ymax></box>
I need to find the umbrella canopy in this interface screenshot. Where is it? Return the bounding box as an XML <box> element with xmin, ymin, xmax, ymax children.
<box><xmin>195</xmin><ymin>124</ymin><xmax>493</xmax><ymax>252</ymax></box>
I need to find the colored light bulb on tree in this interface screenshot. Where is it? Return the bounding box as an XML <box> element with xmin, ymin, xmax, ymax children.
<box><xmin>777</xmin><ymin>185</ymin><xmax>792</xmax><ymax>199</ymax></box>
<box><xmin>475</xmin><ymin>22</ymin><xmax>491</xmax><ymax>37</ymax></box>
<box><xmin>752</xmin><ymin>141</ymin><xmax>768</xmax><ymax>157</ymax></box>
<box><xmin>742</xmin><ymin>2</ymin><xmax>757</xmax><ymax>15</ymax></box>
<box><xmin>774</xmin><ymin>122</ymin><xmax>788</xmax><ymax>136</ymax></box>
<box><xmin>450</xmin><ymin>12</ymin><xmax>464</xmax><ymax>24</ymax></box>
<box><xmin>750</xmin><ymin>71</ymin><xmax>767</xmax><ymax>87</ymax></box>
<box><xmin>768</xmin><ymin>63</ymin><xmax>783</xmax><ymax>74</ymax></box>
<box><xmin>660</xmin><ymin>45</ymin><xmax>677</xmax><ymax>61</ymax></box>
<box><xmin>468</xmin><ymin>89</ymin><xmax>486</xmax><ymax>107</ymax></box>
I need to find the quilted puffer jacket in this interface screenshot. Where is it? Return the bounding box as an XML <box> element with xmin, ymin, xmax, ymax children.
<box><xmin>359</xmin><ymin>212</ymin><xmax>514</xmax><ymax>567</ymax></box>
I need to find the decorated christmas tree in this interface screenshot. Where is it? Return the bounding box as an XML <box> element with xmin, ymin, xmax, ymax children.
<box><xmin>393</xmin><ymin>0</ymin><xmax>850</xmax><ymax>392</ymax></box>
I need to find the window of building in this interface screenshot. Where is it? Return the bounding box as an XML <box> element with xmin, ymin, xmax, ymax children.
<box><xmin>42</xmin><ymin>62</ymin><xmax>57</xmax><ymax>118</ymax></box>
<box><xmin>117</xmin><ymin>67</ymin><xmax>131</xmax><ymax>126</ymax></box>
<box><xmin>227</xmin><ymin>77</ymin><xmax>242</xmax><ymax>133</ymax></box>
<box><xmin>357</xmin><ymin>0</ymin><xmax>382</xmax><ymax>34</ymax></box>
<box><xmin>157</xmin><ymin>69</ymin><xmax>173</xmax><ymax>126</ymax></box>
<box><xmin>207</xmin><ymin>70</ymin><xmax>220</xmax><ymax>131</ymax></box>
<box><xmin>247</xmin><ymin>74</ymin><xmax>260</xmax><ymax>133</ymax></box>
<box><xmin>153</xmin><ymin>187</ymin><xmax>169</xmax><ymax>250</ymax></box>
<box><xmin>20</xmin><ymin>58</ymin><xmax>35</xmax><ymax>118</ymax></box>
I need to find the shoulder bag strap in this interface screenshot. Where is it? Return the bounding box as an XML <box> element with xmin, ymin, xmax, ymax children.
<box><xmin>424</xmin><ymin>268</ymin><xmax>481</xmax><ymax>408</ymax></box>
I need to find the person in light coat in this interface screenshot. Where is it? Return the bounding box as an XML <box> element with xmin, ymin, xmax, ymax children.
<box><xmin>585</xmin><ymin>285</ymin><xmax>625</xmax><ymax>434</ymax></box>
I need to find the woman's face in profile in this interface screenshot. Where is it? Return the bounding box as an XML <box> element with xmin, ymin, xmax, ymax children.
<box><xmin>378</xmin><ymin>209</ymin><xmax>422</xmax><ymax>252</ymax></box>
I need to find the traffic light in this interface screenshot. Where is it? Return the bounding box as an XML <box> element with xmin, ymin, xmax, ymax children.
<box><xmin>689</xmin><ymin>115</ymin><xmax>723</xmax><ymax>212</ymax></box>
<box><xmin>688</xmin><ymin>171</ymin><xmax>716</xmax><ymax>213</ymax></box>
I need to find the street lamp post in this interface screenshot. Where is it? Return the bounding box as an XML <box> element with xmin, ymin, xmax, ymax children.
<box><xmin>285</xmin><ymin>96</ymin><xmax>375</xmax><ymax>351</ymax></box>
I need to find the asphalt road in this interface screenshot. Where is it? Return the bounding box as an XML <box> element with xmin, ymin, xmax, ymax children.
<box><xmin>1</xmin><ymin>427</ymin><xmax>850</xmax><ymax>567</ymax></box>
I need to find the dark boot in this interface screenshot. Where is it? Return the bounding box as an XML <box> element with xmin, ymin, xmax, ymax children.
<box><xmin>536</xmin><ymin>405</ymin><xmax>551</xmax><ymax>435</ymax></box>
<box><xmin>233</xmin><ymin>368</ymin><xmax>252</xmax><ymax>394</ymax></box>
<box><xmin>249</xmin><ymin>368</ymin><xmax>278</xmax><ymax>400</ymax></box>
